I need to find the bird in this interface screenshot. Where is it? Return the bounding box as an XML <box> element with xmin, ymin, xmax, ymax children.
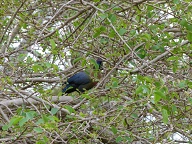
<box><xmin>62</xmin><ymin>58</ymin><xmax>103</xmax><ymax>94</ymax></box>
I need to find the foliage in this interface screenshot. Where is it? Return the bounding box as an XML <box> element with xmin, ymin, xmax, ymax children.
<box><xmin>0</xmin><ymin>0</ymin><xmax>191</xmax><ymax>143</ymax></box>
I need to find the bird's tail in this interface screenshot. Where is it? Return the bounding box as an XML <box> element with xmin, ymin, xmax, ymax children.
<box><xmin>62</xmin><ymin>84</ymin><xmax>71</xmax><ymax>93</ymax></box>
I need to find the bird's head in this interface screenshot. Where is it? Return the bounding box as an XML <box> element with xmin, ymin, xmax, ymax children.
<box><xmin>96</xmin><ymin>58</ymin><xmax>103</xmax><ymax>70</ymax></box>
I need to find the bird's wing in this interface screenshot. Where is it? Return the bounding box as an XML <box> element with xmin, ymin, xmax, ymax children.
<box><xmin>67</xmin><ymin>71</ymin><xmax>91</xmax><ymax>85</ymax></box>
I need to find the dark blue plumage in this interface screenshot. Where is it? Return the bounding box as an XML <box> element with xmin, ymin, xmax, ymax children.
<box><xmin>62</xmin><ymin>58</ymin><xmax>102</xmax><ymax>94</ymax></box>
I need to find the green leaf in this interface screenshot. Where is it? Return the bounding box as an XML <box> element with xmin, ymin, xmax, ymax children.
<box><xmin>109</xmin><ymin>29</ymin><xmax>116</xmax><ymax>38</ymax></box>
<box><xmin>100</xmin><ymin>38</ymin><xmax>108</xmax><ymax>44</ymax></box>
<box><xmin>81</xmin><ymin>93</ymin><xmax>91</xmax><ymax>99</ymax></box>
<box><xmin>34</xmin><ymin>127</ymin><xmax>44</xmax><ymax>133</ymax></box>
<box><xmin>118</xmin><ymin>28</ymin><xmax>126</xmax><ymax>36</ymax></box>
<box><xmin>180</xmin><ymin>19</ymin><xmax>188</xmax><ymax>27</ymax></box>
<box><xmin>171</xmin><ymin>104</ymin><xmax>177</xmax><ymax>114</ymax></box>
<box><xmin>111</xmin><ymin>126</ymin><xmax>117</xmax><ymax>134</ymax></box>
<box><xmin>188</xmin><ymin>97</ymin><xmax>192</xmax><ymax>104</ymax></box>
<box><xmin>178</xmin><ymin>81</ymin><xmax>187</xmax><ymax>88</ymax></box>
<box><xmin>135</xmin><ymin>85</ymin><xmax>143</xmax><ymax>94</ymax></box>
<box><xmin>130</xmin><ymin>29</ymin><xmax>136</xmax><ymax>36</ymax></box>
<box><xmin>19</xmin><ymin>117</ymin><xmax>28</xmax><ymax>127</ymax></box>
<box><xmin>144</xmin><ymin>76</ymin><xmax>152</xmax><ymax>83</ymax></box>
<box><xmin>136</xmin><ymin>48</ymin><xmax>146</xmax><ymax>59</ymax></box>
<box><xmin>32</xmin><ymin>64</ymin><xmax>43</xmax><ymax>72</ymax></box>
<box><xmin>73</xmin><ymin>57</ymin><xmax>83</xmax><ymax>64</ymax></box>
<box><xmin>90</xmin><ymin>58</ymin><xmax>99</xmax><ymax>69</ymax></box>
<box><xmin>173</xmin><ymin>0</ymin><xmax>180</xmax><ymax>4</ymax></box>
<box><xmin>108</xmin><ymin>14</ymin><xmax>116</xmax><ymax>23</ymax></box>
<box><xmin>45</xmin><ymin>62</ymin><xmax>52</xmax><ymax>68</ymax></box>
<box><xmin>2</xmin><ymin>125</ymin><xmax>9</xmax><ymax>131</ymax></box>
<box><xmin>51</xmin><ymin>108</ymin><xmax>59</xmax><ymax>115</ymax></box>
<box><xmin>136</xmin><ymin>85</ymin><xmax>150</xmax><ymax>95</ymax></box>
<box><xmin>99</xmin><ymin>13</ymin><xmax>107</xmax><ymax>20</ymax></box>
<box><xmin>42</xmin><ymin>115</ymin><xmax>49</xmax><ymax>123</ymax></box>
<box><xmin>186</xmin><ymin>24</ymin><xmax>192</xmax><ymax>31</ymax></box>
<box><xmin>50</xmin><ymin>39</ymin><xmax>56</xmax><ymax>49</ymax></box>
<box><xmin>154</xmin><ymin>91</ymin><xmax>166</xmax><ymax>103</ymax></box>
<box><xmin>9</xmin><ymin>116</ymin><xmax>23</xmax><ymax>127</ymax></box>
<box><xmin>167</xmin><ymin>56</ymin><xmax>179</xmax><ymax>61</ymax></box>
<box><xmin>125</xmin><ymin>136</ymin><xmax>132</xmax><ymax>142</ymax></box>
<box><xmin>187</xmin><ymin>32</ymin><xmax>192</xmax><ymax>42</ymax></box>
<box><xmin>131</xmin><ymin>113</ymin><xmax>139</xmax><ymax>118</ymax></box>
<box><xmin>116</xmin><ymin>136</ymin><xmax>123</xmax><ymax>143</ymax></box>
<box><xmin>162</xmin><ymin>109</ymin><xmax>168</xmax><ymax>124</ymax></box>
<box><xmin>93</xmin><ymin>26</ymin><xmax>106</xmax><ymax>38</ymax></box>
<box><xmin>154</xmin><ymin>81</ymin><xmax>161</xmax><ymax>88</ymax></box>
<box><xmin>112</xmin><ymin>81</ymin><xmax>118</xmax><ymax>87</ymax></box>
<box><xmin>36</xmin><ymin>118</ymin><xmax>44</xmax><ymax>125</ymax></box>
<box><xmin>142</xmin><ymin>33</ymin><xmax>151</xmax><ymax>40</ymax></box>
<box><xmin>26</xmin><ymin>111</ymin><xmax>36</xmax><ymax>120</ymax></box>
<box><xmin>64</xmin><ymin>105</ymin><xmax>75</xmax><ymax>114</ymax></box>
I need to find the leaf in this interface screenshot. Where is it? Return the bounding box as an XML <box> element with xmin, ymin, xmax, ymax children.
<box><xmin>162</xmin><ymin>109</ymin><xmax>168</xmax><ymax>124</ymax></box>
<box><xmin>111</xmin><ymin>126</ymin><xmax>117</xmax><ymax>134</ymax></box>
<box><xmin>2</xmin><ymin>125</ymin><xmax>9</xmax><ymax>131</ymax></box>
<box><xmin>130</xmin><ymin>29</ymin><xmax>136</xmax><ymax>36</ymax></box>
<box><xmin>118</xmin><ymin>28</ymin><xmax>126</xmax><ymax>36</ymax></box>
<box><xmin>136</xmin><ymin>48</ymin><xmax>146</xmax><ymax>59</ymax></box>
<box><xmin>99</xmin><ymin>13</ymin><xmax>107</xmax><ymax>20</ymax></box>
<box><xmin>100</xmin><ymin>38</ymin><xmax>108</xmax><ymax>44</ymax></box>
<box><xmin>81</xmin><ymin>93</ymin><xmax>91</xmax><ymax>99</ymax></box>
<box><xmin>116</xmin><ymin>136</ymin><xmax>123</xmax><ymax>143</ymax></box>
<box><xmin>109</xmin><ymin>29</ymin><xmax>116</xmax><ymax>38</ymax></box>
<box><xmin>90</xmin><ymin>58</ymin><xmax>99</xmax><ymax>69</ymax></box>
<box><xmin>173</xmin><ymin>0</ymin><xmax>180</xmax><ymax>4</ymax></box>
<box><xmin>178</xmin><ymin>81</ymin><xmax>187</xmax><ymax>88</ymax></box>
<box><xmin>144</xmin><ymin>76</ymin><xmax>152</xmax><ymax>83</ymax></box>
<box><xmin>36</xmin><ymin>119</ymin><xmax>44</xmax><ymax>125</ymax></box>
<box><xmin>187</xmin><ymin>32</ymin><xmax>192</xmax><ymax>42</ymax></box>
<box><xmin>73</xmin><ymin>57</ymin><xmax>83</xmax><ymax>64</ymax></box>
<box><xmin>108</xmin><ymin>14</ymin><xmax>116</xmax><ymax>23</ymax></box>
<box><xmin>171</xmin><ymin>104</ymin><xmax>177</xmax><ymax>114</ymax></box>
<box><xmin>50</xmin><ymin>108</ymin><xmax>59</xmax><ymax>115</ymax></box>
<box><xmin>112</xmin><ymin>81</ymin><xmax>118</xmax><ymax>87</ymax></box>
<box><xmin>135</xmin><ymin>85</ymin><xmax>143</xmax><ymax>94</ymax></box>
<box><xmin>188</xmin><ymin>97</ymin><xmax>192</xmax><ymax>104</ymax></box>
<box><xmin>131</xmin><ymin>113</ymin><xmax>139</xmax><ymax>118</ymax></box>
<box><xmin>42</xmin><ymin>115</ymin><xmax>49</xmax><ymax>123</ymax></box>
<box><xmin>32</xmin><ymin>64</ymin><xmax>43</xmax><ymax>72</ymax></box>
<box><xmin>142</xmin><ymin>33</ymin><xmax>151</xmax><ymax>40</ymax></box>
<box><xmin>50</xmin><ymin>39</ymin><xmax>56</xmax><ymax>49</ymax></box>
<box><xmin>9</xmin><ymin>116</ymin><xmax>23</xmax><ymax>126</ymax></box>
<box><xmin>186</xmin><ymin>24</ymin><xmax>192</xmax><ymax>31</ymax></box>
<box><xmin>180</xmin><ymin>19</ymin><xmax>188</xmax><ymax>27</ymax></box>
<box><xmin>64</xmin><ymin>105</ymin><xmax>75</xmax><ymax>114</ymax></box>
<box><xmin>34</xmin><ymin>127</ymin><xmax>43</xmax><ymax>133</ymax></box>
<box><xmin>167</xmin><ymin>56</ymin><xmax>179</xmax><ymax>61</ymax></box>
<box><xmin>19</xmin><ymin>117</ymin><xmax>28</xmax><ymax>127</ymax></box>
<box><xmin>26</xmin><ymin>111</ymin><xmax>36</xmax><ymax>120</ymax></box>
<box><xmin>93</xmin><ymin>26</ymin><xmax>106</xmax><ymax>38</ymax></box>
<box><xmin>154</xmin><ymin>91</ymin><xmax>166</xmax><ymax>103</ymax></box>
